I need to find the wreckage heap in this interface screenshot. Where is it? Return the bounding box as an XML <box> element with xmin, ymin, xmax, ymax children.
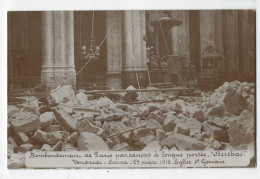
<box><xmin>7</xmin><ymin>81</ymin><xmax>255</xmax><ymax>168</ymax></box>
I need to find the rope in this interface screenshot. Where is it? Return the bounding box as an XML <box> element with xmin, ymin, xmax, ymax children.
<box><xmin>80</xmin><ymin>11</ymin><xmax>82</xmax><ymax>87</ymax></box>
<box><xmin>99</xmin><ymin>11</ymin><xmax>121</xmax><ymax>48</ymax></box>
<box><xmin>145</xmin><ymin>18</ymin><xmax>155</xmax><ymax>87</ymax></box>
<box><xmin>10</xmin><ymin>10</ymin><xmax>121</xmax><ymax>104</ymax></box>
<box><xmin>131</xmin><ymin>50</ymin><xmax>142</xmax><ymax>95</ymax></box>
<box><xmin>91</xmin><ymin>10</ymin><xmax>95</xmax><ymax>36</ymax></box>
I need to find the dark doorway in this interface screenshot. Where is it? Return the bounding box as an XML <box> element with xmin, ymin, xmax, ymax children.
<box><xmin>8</xmin><ymin>11</ymin><xmax>42</xmax><ymax>91</ymax></box>
<box><xmin>189</xmin><ymin>10</ymin><xmax>201</xmax><ymax>72</ymax></box>
<box><xmin>74</xmin><ymin>11</ymin><xmax>107</xmax><ymax>86</ymax></box>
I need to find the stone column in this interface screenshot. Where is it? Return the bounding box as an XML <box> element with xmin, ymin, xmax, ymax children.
<box><xmin>41</xmin><ymin>11</ymin><xmax>55</xmax><ymax>87</ymax></box>
<box><xmin>171</xmin><ymin>11</ymin><xmax>190</xmax><ymax>59</ymax></box>
<box><xmin>41</xmin><ymin>11</ymin><xmax>76</xmax><ymax>89</ymax></box>
<box><xmin>199</xmin><ymin>11</ymin><xmax>223</xmax><ymax>71</ymax></box>
<box><xmin>222</xmin><ymin>10</ymin><xmax>239</xmax><ymax>73</ymax></box>
<box><xmin>106</xmin><ymin>11</ymin><xmax>122</xmax><ymax>90</ymax></box>
<box><xmin>121</xmin><ymin>10</ymin><xmax>147</xmax><ymax>88</ymax></box>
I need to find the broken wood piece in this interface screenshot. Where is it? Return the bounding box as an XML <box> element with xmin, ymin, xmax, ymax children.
<box><xmin>106</xmin><ymin>123</ymin><xmax>147</xmax><ymax>139</ymax></box>
<box><xmin>73</xmin><ymin>106</ymin><xmax>101</xmax><ymax>116</ymax></box>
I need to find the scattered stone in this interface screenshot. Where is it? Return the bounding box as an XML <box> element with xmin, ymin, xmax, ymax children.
<box><xmin>212</xmin><ymin>117</ymin><xmax>228</xmax><ymax>128</ymax></box>
<box><xmin>41</xmin><ymin>144</ymin><xmax>51</xmax><ymax>151</ymax></box>
<box><xmin>224</xmin><ymin>89</ymin><xmax>246</xmax><ymax>116</ymax></box>
<box><xmin>8</xmin><ymin>153</ymin><xmax>25</xmax><ymax>169</ymax></box>
<box><xmin>202</xmin><ymin>122</ymin><xmax>229</xmax><ymax>142</ymax></box>
<box><xmin>173</xmin><ymin>103</ymin><xmax>183</xmax><ymax>113</ymax></box>
<box><xmin>207</xmin><ymin>106</ymin><xmax>225</xmax><ymax>117</ymax></box>
<box><xmin>77</xmin><ymin>119</ymin><xmax>100</xmax><ymax>134</ymax></box>
<box><xmin>62</xmin><ymin>142</ymin><xmax>78</xmax><ymax>151</ymax></box>
<box><xmin>170</xmin><ymin>100</ymin><xmax>186</xmax><ymax>113</ymax></box>
<box><xmin>145</xmin><ymin>119</ymin><xmax>163</xmax><ymax>133</ymax></box>
<box><xmin>147</xmin><ymin>103</ymin><xmax>161</xmax><ymax>112</ymax></box>
<box><xmin>10</xmin><ymin>113</ymin><xmax>40</xmax><ymax>134</ymax></box>
<box><xmin>183</xmin><ymin>118</ymin><xmax>202</xmax><ymax>135</ymax></box>
<box><xmin>32</xmin><ymin>129</ymin><xmax>48</xmax><ymax>143</ymax></box>
<box><xmin>123</xmin><ymin>85</ymin><xmax>138</xmax><ymax>102</ymax></box>
<box><xmin>142</xmin><ymin>141</ymin><xmax>161</xmax><ymax>151</ymax></box>
<box><xmin>51</xmin><ymin>140</ymin><xmax>63</xmax><ymax>151</ymax></box>
<box><xmin>18</xmin><ymin>143</ymin><xmax>34</xmax><ymax>153</ymax></box>
<box><xmin>8</xmin><ymin>122</ymin><xmax>13</xmax><ymax>136</ymax></box>
<box><xmin>8</xmin><ymin>137</ymin><xmax>18</xmax><ymax>149</ymax></box>
<box><xmin>82</xmin><ymin>113</ymin><xmax>94</xmax><ymax>122</ymax></box>
<box><xmin>14</xmin><ymin>132</ymin><xmax>29</xmax><ymax>146</ymax></box>
<box><xmin>148</xmin><ymin>110</ymin><xmax>164</xmax><ymax>124</ymax></box>
<box><xmin>227</xmin><ymin>115</ymin><xmax>254</xmax><ymax>146</ymax></box>
<box><xmin>212</xmin><ymin>140</ymin><xmax>222</xmax><ymax>150</ymax></box>
<box><xmin>78</xmin><ymin>132</ymin><xmax>108</xmax><ymax>151</ymax></box>
<box><xmin>161</xmin><ymin>134</ymin><xmax>205</xmax><ymax>150</ymax></box>
<box><xmin>193</xmin><ymin>131</ymin><xmax>210</xmax><ymax>141</ymax></box>
<box><xmin>65</xmin><ymin>132</ymin><xmax>79</xmax><ymax>146</ymax></box>
<box><xmin>95</xmin><ymin>112</ymin><xmax>125</xmax><ymax>122</ymax></box>
<box><xmin>173</xmin><ymin>123</ymin><xmax>190</xmax><ymax>136</ymax></box>
<box><xmin>170</xmin><ymin>147</ymin><xmax>178</xmax><ymax>151</ymax></box>
<box><xmin>49</xmin><ymin>85</ymin><xmax>75</xmax><ymax>104</ymax></box>
<box><xmin>8</xmin><ymin>144</ymin><xmax>14</xmax><ymax>158</ymax></box>
<box><xmin>193</xmin><ymin>110</ymin><xmax>206</xmax><ymax>122</ymax></box>
<box><xmin>138</xmin><ymin>105</ymin><xmax>150</xmax><ymax>116</ymax></box>
<box><xmin>76</xmin><ymin>92</ymin><xmax>87</xmax><ymax>105</ymax></box>
<box><xmin>96</xmin><ymin>97</ymin><xmax>112</xmax><ymax>108</ymax></box>
<box><xmin>163</xmin><ymin>115</ymin><xmax>176</xmax><ymax>132</ymax></box>
<box><xmin>54</xmin><ymin>108</ymin><xmax>77</xmax><ymax>132</ymax></box>
<box><xmin>72</xmin><ymin>113</ymin><xmax>83</xmax><ymax>121</ymax></box>
<box><xmin>156</xmin><ymin>129</ymin><xmax>166</xmax><ymax>142</ymax></box>
<box><xmin>129</xmin><ymin>128</ymin><xmax>156</xmax><ymax>148</ymax></box>
<box><xmin>45</xmin><ymin>125</ymin><xmax>61</xmax><ymax>133</ymax></box>
<box><xmin>40</xmin><ymin>112</ymin><xmax>55</xmax><ymax>128</ymax></box>
<box><xmin>8</xmin><ymin>105</ymin><xmax>20</xmax><ymax>117</ymax></box>
<box><xmin>47</xmin><ymin>131</ymin><xmax>63</xmax><ymax>145</ymax></box>
<box><xmin>111</xmin><ymin>142</ymin><xmax>129</xmax><ymax>151</ymax></box>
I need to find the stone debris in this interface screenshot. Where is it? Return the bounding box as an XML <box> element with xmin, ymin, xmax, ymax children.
<box><xmin>78</xmin><ymin>132</ymin><xmax>108</xmax><ymax>151</ymax></box>
<box><xmin>10</xmin><ymin>112</ymin><xmax>40</xmax><ymax>134</ymax></box>
<box><xmin>49</xmin><ymin>85</ymin><xmax>75</xmax><ymax>104</ymax></box>
<box><xmin>193</xmin><ymin>110</ymin><xmax>206</xmax><ymax>122</ymax></box>
<box><xmin>7</xmin><ymin>81</ymin><xmax>255</xmax><ymax>168</ymax></box>
<box><xmin>227</xmin><ymin>114</ymin><xmax>254</xmax><ymax>146</ymax></box>
<box><xmin>161</xmin><ymin>134</ymin><xmax>205</xmax><ymax>150</ymax></box>
<box><xmin>54</xmin><ymin>108</ymin><xmax>77</xmax><ymax>132</ymax></box>
<box><xmin>40</xmin><ymin>112</ymin><xmax>55</xmax><ymax>128</ymax></box>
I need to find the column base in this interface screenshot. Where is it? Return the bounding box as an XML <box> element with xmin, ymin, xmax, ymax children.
<box><xmin>107</xmin><ymin>73</ymin><xmax>122</xmax><ymax>90</ymax></box>
<box><xmin>41</xmin><ymin>66</ymin><xmax>76</xmax><ymax>89</ymax></box>
<box><xmin>122</xmin><ymin>70</ymin><xmax>148</xmax><ymax>89</ymax></box>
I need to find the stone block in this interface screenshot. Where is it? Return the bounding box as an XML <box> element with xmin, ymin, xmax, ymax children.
<box><xmin>54</xmin><ymin>108</ymin><xmax>77</xmax><ymax>132</ymax></box>
<box><xmin>78</xmin><ymin>132</ymin><xmax>108</xmax><ymax>151</ymax></box>
<box><xmin>10</xmin><ymin>114</ymin><xmax>40</xmax><ymax>134</ymax></box>
<box><xmin>40</xmin><ymin>112</ymin><xmax>55</xmax><ymax>128</ymax></box>
<box><xmin>161</xmin><ymin>134</ymin><xmax>205</xmax><ymax>150</ymax></box>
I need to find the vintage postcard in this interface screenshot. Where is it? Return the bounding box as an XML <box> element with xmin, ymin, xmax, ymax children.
<box><xmin>6</xmin><ymin>8</ymin><xmax>256</xmax><ymax>169</ymax></box>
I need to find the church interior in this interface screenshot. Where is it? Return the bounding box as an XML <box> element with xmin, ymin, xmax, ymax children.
<box><xmin>7</xmin><ymin>10</ymin><xmax>255</xmax><ymax>92</ymax></box>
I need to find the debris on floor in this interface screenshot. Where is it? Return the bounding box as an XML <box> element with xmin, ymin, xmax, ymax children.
<box><xmin>7</xmin><ymin>81</ymin><xmax>255</xmax><ymax>168</ymax></box>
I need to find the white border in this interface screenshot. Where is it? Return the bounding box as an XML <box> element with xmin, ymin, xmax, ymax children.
<box><xmin>0</xmin><ymin>0</ymin><xmax>259</xmax><ymax>179</ymax></box>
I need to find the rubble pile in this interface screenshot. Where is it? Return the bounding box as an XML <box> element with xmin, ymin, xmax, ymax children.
<box><xmin>7</xmin><ymin>81</ymin><xmax>255</xmax><ymax>168</ymax></box>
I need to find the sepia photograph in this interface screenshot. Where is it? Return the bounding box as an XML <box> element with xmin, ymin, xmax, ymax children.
<box><xmin>6</xmin><ymin>9</ymin><xmax>256</xmax><ymax>169</ymax></box>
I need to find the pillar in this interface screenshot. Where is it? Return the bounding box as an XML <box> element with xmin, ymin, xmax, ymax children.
<box><xmin>200</xmin><ymin>10</ymin><xmax>223</xmax><ymax>71</ymax></box>
<box><xmin>222</xmin><ymin>10</ymin><xmax>239</xmax><ymax>73</ymax></box>
<box><xmin>41</xmin><ymin>11</ymin><xmax>76</xmax><ymax>89</ymax></box>
<box><xmin>106</xmin><ymin>11</ymin><xmax>122</xmax><ymax>90</ymax></box>
<box><xmin>121</xmin><ymin>10</ymin><xmax>147</xmax><ymax>88</ymax></box>
<box><xmin>171</xmin><ymin>11</ymin><xmax>190</xmax><ymax>59</ymax></box>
